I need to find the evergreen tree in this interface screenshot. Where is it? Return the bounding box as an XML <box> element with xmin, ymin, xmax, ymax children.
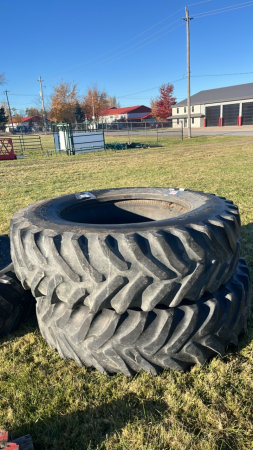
<box><xmin>74</xmin><ymin>102</ymin><xmax>84</xmax><ymax>122</ymax></box>
<box><xmin>0</xmin><ymin>107</ymin><xmax>8</xmax><ymax>129</ymax></box>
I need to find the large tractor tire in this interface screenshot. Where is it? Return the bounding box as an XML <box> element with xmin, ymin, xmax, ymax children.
<box><xmin>36</xmin><ymin>258</ymin><xmax>250</xmax><ymax>375</ymax></box>
<box><xmin>0</xmin><ymin>235</ymin><xmax>35</xmax><ymax>337</ymax></box>
<box><xmin>10</xmin><ymin>188</ymin><xmax>240</xmax><ymax>313</ymax></box>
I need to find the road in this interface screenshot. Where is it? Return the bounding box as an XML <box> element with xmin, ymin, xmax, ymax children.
<box><xmin>105</xmin><ymin>126</ymin><xmax>253</xmax><ymax>137</ymax></box>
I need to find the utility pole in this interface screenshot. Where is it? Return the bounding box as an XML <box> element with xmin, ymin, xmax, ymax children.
<box><xmin>91</xmin><ymin>94</ymin><xmax>96</xmax><ymax>130</ymax></box>
<box><xmin>182</xmin><ymin>7</ymin><xmax>193</xmax><ymax>138</ymax></box>
<box><xmin>38</xmin><ymin>75</ymin><xmax>47</xmax><ymax>130</ymax></box>
<box><xmin>4</xmin><ymin>90</ymin><xmax>14</xmax><ymax>130</ymax></box>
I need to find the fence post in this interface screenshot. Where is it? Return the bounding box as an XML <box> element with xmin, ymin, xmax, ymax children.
<box><xmin>20</xmin><ymin>135</ymin><xmax>25</xmax><ymax>155</ymax></box>
<box><xmin>145</xmin><ymin>121</ymin><xmax>147</xmax><ymax>138</ymax></box>
<box><xmin>181</xmin><ymin>121</ymin><xmax>183</xmax><ymax>140</ymax></box>
<box><xmin>156</xmin><ymin>125</ymin><xmax>158</xmax><ymax>143</ymax></box>
<box><xmin>128</xmin><ymin>122</ymin><xmax>130</xmax><ymax>144</ymax></box>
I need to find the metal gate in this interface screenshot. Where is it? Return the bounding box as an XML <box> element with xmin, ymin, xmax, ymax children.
<box><xmin>7</xmin><ymin>135</ymin><xmax>43</xmax><ymax>155</ymax></box>
<box><xmin>52</xmin><ymin>123</ymin><xmax>105</xmax><ymax>155</ymax></box>
<box><xmin>205</xmin><ymin>106</ymin><xmax>220</xmax><ymax>127</ymax></box>
<box><xmin>242</xmin><ymin>102</ymin><xmax>253</xmax><ymax>125</ymax></box>
<box><xmin>223</xmin><ymin>104</ymin><xmax>239</xmax><ymax>126</ymax></box>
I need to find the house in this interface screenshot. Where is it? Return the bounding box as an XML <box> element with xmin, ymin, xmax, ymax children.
<box><xmin>99</xmin><ymin>105</ymin><xmax>151</xmax><ymax>123</ymax></box>
<box><xmin>5</xmin><ymin>115</ymin><xmax>46</xmax><ymax>132</ymax></box>
<box><xmin>170</xmin><ymin>82</ymin><xmax>253</xmax><ymax>128</ymax></box>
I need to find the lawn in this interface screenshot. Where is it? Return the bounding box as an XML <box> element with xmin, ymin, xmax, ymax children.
<box><xmin>0</xmin><ymin>135</ymin><xmax>252</xmax><ymax>450</ymax></box>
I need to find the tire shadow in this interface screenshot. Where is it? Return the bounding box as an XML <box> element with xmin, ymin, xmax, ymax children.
<box><xmin>0</xmin><ymin>315</ymin><xmax>38</xmax><ymax>345</ymax></box>
<box><xmin>11</xmin><ymin>392</ymin><xmax>166</xmax><ymax>450</ymax></box>
<box><xmin>238</xmin><ymin>223</ymin><xmax>253</xmax><ymax>349</ymax></box>
<box><xmin>241</xmin><ymin>223</ymin><xmax>253</xmax><ymax>272</ymax></box>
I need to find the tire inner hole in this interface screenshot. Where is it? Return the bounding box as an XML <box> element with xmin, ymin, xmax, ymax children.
<box><xmin>60</xmin><ymin>199</ymin><xmax>189</xmax><ymax>224</ymax></box>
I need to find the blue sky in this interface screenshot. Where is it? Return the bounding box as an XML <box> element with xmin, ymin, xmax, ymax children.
<box><xmin>2</xmin><ymin>0</ymin><xmax>253</xmax><ymax>113</ymax></box>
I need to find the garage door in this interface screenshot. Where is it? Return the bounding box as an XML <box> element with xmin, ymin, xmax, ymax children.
<box><xmin>223</xmin><ymin>104</ymin><xmax>239</xmax><ymax>126</ymax></box>
<box><xmin>242</xmin><ymin>102</ymin><xmax>253</xmax><ymax>125</ymax></box>
<box><xmin>205</xmin><ymin>106</ymin><xmax>220</xmax><ymax>126</ymax></box>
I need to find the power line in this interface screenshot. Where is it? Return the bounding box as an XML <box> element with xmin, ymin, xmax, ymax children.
<box><xmin>187</xmin><ymin>0</ymin><xmax>211</xmax><ymax>6</ymax></box>
<box><xmin>7</xmin><ymin>93</ymin><xmax>40</xmax><ymax>97</ymax></box>
<box><xmin>192</xmin><ymin>65</ymin><xmax>253</xmax><ymax>73</ymax></box>
<box><xmin>6</xmin><ymin>70</ymin><xmax>253</xmax><ymax>103</ymax></box>
<box><xmin>192</xmin><ymin>71</ymin><xmax>253</xmax><ymax>76</ymax></box>
<box><xmin>5</xmin><ymin>70</ymin><xmax>253</xmax><ymax>103</ymax></box>
<box><xmin>39</xmin><ymin>2</ymin><xmax>253</xmax><ymax>80</ymax></box>
<box><xmin>194</xmin><ymin>1</ymin><xmax>253</xmax><ymax>17</ymax></box>
<box><xmin>38</xmin><ymin>3</ymin><xmax>253</xmax><ymax>81</ymax></box>
<box><xmin>194</xmin><ymin>0</ymin><xmax>253</xmax><ymax>15</ymax></box>
<box><xmin>44</xmin><ymin>7</ymin><xmax>184</xmax><ymax>76</ymax></box>
<box><xmin>116</xmin><ymin>78</ymin><xmax>185</xmax><ymax>98</ymax></box>
<box><xmin>46</xmin><ymin>22</ymin><xmax>183</xmax><ymax>79</ymax></box>
<box><xmin>57</xmin><ymin>23</ymin><xmax>184</xmax><ymax>78</ymax></box>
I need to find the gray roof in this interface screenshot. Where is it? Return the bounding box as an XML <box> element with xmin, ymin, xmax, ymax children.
<box><xmin>173</xmin><ymin>82</ymin><xmax>253</xmax><ymax>107</ymax></box>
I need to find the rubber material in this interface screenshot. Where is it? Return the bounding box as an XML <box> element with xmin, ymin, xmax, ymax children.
<box><xmin>10</xmin><ymin>188</ymin><xmax>241</xmax><ymax>312</ymax></box>
<box><xmin>0</xmin><ymin>235</ymin><xmax>35</xmax><ymax>337</ymax></box>
<box><xmin>36</xmin><ymin>258</ymin><xmax>250</xmax><ymax>376</ymax></box>
<box><xmin>12</xmin><ymin>435</ymin><xmax>34</xmax><ymax>450</ymax></box>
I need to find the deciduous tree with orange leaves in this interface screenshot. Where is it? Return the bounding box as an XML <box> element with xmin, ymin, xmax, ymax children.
<box><xmin>151</xmin><ymin>83</ymin><xmax>176</xmax><ymax>120</ymax></box>
<box><xmin>50</xmin><ymin>82</ymin><xmax>78</xmax><ymax>123</ymax></box>
<box><xmin>81</xmin><ymin>85</ymin><xmax>112</xmax><ymax>121</ymax></box>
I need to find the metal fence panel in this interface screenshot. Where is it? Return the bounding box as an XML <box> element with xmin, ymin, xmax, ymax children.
<box><xmin>73</xmin><ymin>131</ymin><xmax>105</xmax><ymax>153</ymax></box>
<box><xmin>7</xmin><ymin>135</ymin><xmax>43</xmax><ymax>155</ymax></box>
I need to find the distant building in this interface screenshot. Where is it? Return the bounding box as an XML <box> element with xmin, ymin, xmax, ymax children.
<box><xmin>99</xmin><ymin>105</ymin><xmax>151</xmax><ymax>123</ymax></box>
<box><xmin>5</xmin><ymin>115</ymin><xmax>49</xmax><ymax>132</ymax></box>
<box><xmin>170</xmin><ymin>82</ymin><xmax>253</xmax><ymax>128</ymax></box>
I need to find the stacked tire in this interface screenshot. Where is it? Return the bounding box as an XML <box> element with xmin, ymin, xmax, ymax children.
<box><xmin>0</xmin><ymin>235</ymin><xmax>35</xmax><ymax>337</ymax></box>
<box><xmin>10</xmin><ymin>188</ymin><xmax>251</xmax><ymax>375</ymax></box>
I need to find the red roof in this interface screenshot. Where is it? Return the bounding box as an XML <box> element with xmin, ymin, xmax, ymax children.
<box><xmin>141</xmin><ymin>113</ymin><xmax>153</xmax><ymax>119</ymax></box>
<box><xmin>99</xmin><ymin>107</ymin><xmax>116</xmax><ymax>116</ymax></box>
<box><xmin>100</xmin><ymin>105</ymin><xmax>151</xmax><ymax>116</ymax></box>
<box><xmin>21</xmin><ymin>115</ymin><xmax>42</xmax><ymax>122</ymax></box>
<box><xmin>7</xmin><ymin>118</ymin><xmax>19</xmax><ymax>124</ymax></box>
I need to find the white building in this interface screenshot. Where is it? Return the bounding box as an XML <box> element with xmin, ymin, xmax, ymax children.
<box><xmin>170</xmin><ymin>82</ymin><xmax>253</xmax><ymax>128</ymax></box>
<box><xmin>5</xmin><ymin>115</ymin><xmax>45</xmax><ymax>132</ymax></box>
<box><xmin>99</xmin><ymin>105</ymin><xmax>151</xmax><ymax>124</ymax></box>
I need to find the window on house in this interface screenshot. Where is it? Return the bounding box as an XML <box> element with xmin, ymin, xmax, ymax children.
<box><xmin>192</xmin><ymin>106</ymin><xmax>194</xmax><ymax>112</ymax></box>
<box><xmin>184</xmin><ymin>118</ymin><xmax>187</xmax><ymax>127</ymax></box>
<box><xmin>177</xmin><ymin>108</ymin><xmax>179</xmax><ymax>114</ymax></box>
<box><xmin>184</xmin><ymin>107</ymin><xmax>186</xmax><ymax>113</ymax></box>
<box><xmin>177</xmin><ymin>119</ymin><xmax>179</xmax><ymax>125</ymax></box>
<box><xmin>192</xmin><ymin>117</ymin><xmax>194</xmax><ymax>124</ymax></box>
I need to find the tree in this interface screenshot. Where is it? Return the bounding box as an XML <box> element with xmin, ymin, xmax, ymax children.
<box><xmin>150</xmin><ymin>98</ymin><xmax>159</xmax><ymax>120</ymax></box>
<box><xmin>12</xmin><ymin>111</ymin><xmax>22</xmax><ymax>124</ymax></box>
<box><xmin>74</xmin><ymin>101</ymin><xmax>84</xmax><ymax>122</ymax></box>
<box><xmin>81</xmin><ymin>85</ymin><xmax>108</xmax><ymax>121</ymax></box>
<box><xmin>49</xmin><ymin>82</ymin><xmax>78</xmax><ymax>123</ymax></box>
<box><xmin>81</xmin><ymin>85</ymin><xmax>120</xmax><ymax>121</ymax></box>
<box><xmin>151</xmin><ymin>83</ymin><xmax>176</xmax><ymax>120</ymax></box>
<box><xmin>107</xmin><ymin>96</ymin><xmax>120</xmax><ymax>108</ymax></box>
<box><xmin>0</xmin><ymin>107</ymin><xmax>8</xmax><ymax>130</ymax></box>
<box><xmin>0</xmin><ymin>73</ymin><xmax>6</xmax><ymax>86</ymax></box>
<box><xmin>26</xmin><ymin>107</ymin><xmax>41</xmax><ymax>117</ymax></box>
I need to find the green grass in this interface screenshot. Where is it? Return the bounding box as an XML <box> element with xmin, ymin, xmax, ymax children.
<box><xmin>0</xmin><ymin>135</ymin><xmax>253</xmax><ymax>449</ymax></box>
